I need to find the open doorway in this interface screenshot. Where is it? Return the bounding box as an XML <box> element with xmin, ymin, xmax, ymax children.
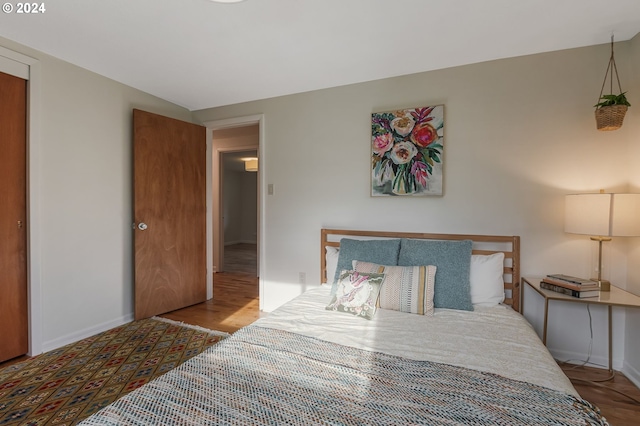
<box><xmin>159</xmin><ymin>115</ymin><xmax>264</xmax><ymax>332</ymax></box>
<box><xmin>206</xmin><ymin>118</ymin><xmax>263</xmax><ymax>312</ymax></box>
<box><xmin>220</xmin><ymin>150</ymin><xmax>258</xmax><ymax>277</ymax></box>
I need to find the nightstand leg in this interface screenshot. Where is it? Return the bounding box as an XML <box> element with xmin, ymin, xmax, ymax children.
<box><xmin>608</xmin><ymin>305</ymin><xmax>613</xmax><ymax>373</ymax></box>
<box><xmin>542</xmin><ymin>298</ymin><xmax>549</xmax><ymax>345</ymax></box>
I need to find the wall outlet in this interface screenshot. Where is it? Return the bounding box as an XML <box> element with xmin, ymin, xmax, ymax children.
<box><xmin>299</xmin><ymin>272</ymin><xmax>306</xmax><ymax>284</ymax></box>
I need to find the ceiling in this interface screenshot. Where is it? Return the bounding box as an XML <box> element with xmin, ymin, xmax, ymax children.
<box><xmin>1</xmin><ymin>0</ymin><xmax>639</xmax><ymax>111</ymax></box>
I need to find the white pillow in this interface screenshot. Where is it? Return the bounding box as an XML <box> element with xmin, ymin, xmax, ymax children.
<box><xmin>469</xmin><ymin>253</ymin><xmax>505</xmax><ymax>307</ymax></box>
<box><xmin>325</xmin><ymin>246</ymin><xmax>339</xmax><ymax>284</ymax></box>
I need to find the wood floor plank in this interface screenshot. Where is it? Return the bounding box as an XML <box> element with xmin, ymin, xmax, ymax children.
<box><xmin>559</xmin><ymin>364</ymin><xmax>640</xmax><ymax>426</ymax></box>
<box><xmin>160</xmin><ymin>244</ymin><xmax>261</xmax><ymax>334</ymax></box>
<box><xmin>159</xmin><ymin>293</ymin><xmax>261</xmax><ymax>333</ymax></box>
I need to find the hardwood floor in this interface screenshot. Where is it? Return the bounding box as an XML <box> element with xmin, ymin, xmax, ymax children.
<box><xmin>160</xmin><ymin>269</ymin><xmax>262</xmax><ymax>334</ymax></box>
<box><xmin>221</xmin><ymin>242</ymin><xmax>258</xmax><ymax>276</ymax></box>
<box><xmin>559</xmin><ymin>364</ymin><xmax>640</xmax><ymax>426</ymax></box>
<box><xmin>161</xmin><ymin>243</ymin><xmax>262</xmax><ymax>334</ymax></box>
<box><xmin>2</xmin><ymin>243</ymin><xmax>639</xmax><ymax>424</ymax></box>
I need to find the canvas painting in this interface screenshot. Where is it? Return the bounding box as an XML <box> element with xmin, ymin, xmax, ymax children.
<box><xmin>371</xmin><ymin>105</ymin><xmax>444</xmax><ymax>196</ymax></box>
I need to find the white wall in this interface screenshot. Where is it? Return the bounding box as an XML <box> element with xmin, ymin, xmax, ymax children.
<box><xmin>223</xmin><ymin>170</ymin><xmax>258</xmax><ymax>245</ymax></box>
<box><xmin>194</xmin><ymin>40</ymin><xmax>639</xmax><ymax>372</ymax></box>
<box><xmin>624</xmin><ymin>33</ymin><xmax>640</xmax><ymax>385</ymax></box>
<box><xmin>223</xmin><ymin>170</ymin><xmax>243</xmax><ymax>243</ymax></box>
<box><xmin>239</xmin><ymin>172</ymin><xmax>258</xmax><ymax>243</ymax></box>
<box><xmin>0</xmin><ymin>36</ymin><xmax>194</xmax><ymax>351</ymax></box>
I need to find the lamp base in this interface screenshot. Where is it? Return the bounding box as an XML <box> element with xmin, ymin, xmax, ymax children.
<box><xmin>591</xmin><ymin>278</ymin><xmax>611</xmax><ymax>292</ymax></box>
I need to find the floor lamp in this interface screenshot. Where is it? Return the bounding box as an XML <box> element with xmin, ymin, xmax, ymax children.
<box><xmin>565</xmin><ymin>192</ymin><xmax>640</xmax><ymax>291</ymax></box>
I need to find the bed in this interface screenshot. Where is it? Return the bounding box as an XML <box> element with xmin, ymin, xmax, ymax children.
<box><xmin>79</xmin><ymin>229</ymin><xmax>608</xmax><ymax>425</ymax></box>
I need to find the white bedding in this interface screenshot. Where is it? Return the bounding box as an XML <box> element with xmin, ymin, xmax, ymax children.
<box><xmin>256</xmin><ymin>285</ymin><xmax>577</xmax><ymax>397</ymax></box>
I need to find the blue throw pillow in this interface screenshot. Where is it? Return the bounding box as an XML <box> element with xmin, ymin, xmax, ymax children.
<box><xmin>398</xmin><ymin>238</ymin><xmax>473</xmax><ymax>311</ymax></box>
<box><xmin>331</xmin><ymin>238</ymin><xmax>401</xmax><ymax>295</ymax></box>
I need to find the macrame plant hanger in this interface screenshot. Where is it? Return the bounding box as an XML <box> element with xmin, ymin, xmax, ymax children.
<box><xmin>594</xmin><ymin>35</ymin><xmax>628</xmax><ymax>131</ymax></box>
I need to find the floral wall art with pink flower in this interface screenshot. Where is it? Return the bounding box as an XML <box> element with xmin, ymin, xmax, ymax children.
<box><xmin>371</xmin><ymin>105</ymin><xmax>444</xmax><ymax>196</ymax></box>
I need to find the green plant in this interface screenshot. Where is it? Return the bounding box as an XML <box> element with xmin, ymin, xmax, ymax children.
<box><xmin>594</xmin><ymin>92</ymin><xmax>631</xmax><ymax>108</ymax></box>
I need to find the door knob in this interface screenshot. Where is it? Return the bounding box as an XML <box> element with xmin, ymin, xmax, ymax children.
<box><xmin>138</xmin><ymin>222</ymin><xmax>148</xmax><ymax>231</ymax></box>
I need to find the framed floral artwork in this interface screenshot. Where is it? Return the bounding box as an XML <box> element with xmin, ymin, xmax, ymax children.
<box><xmin>371</xmin><ymin>105</ymin><xmax>443</xmax><ymax>196</ymax></box>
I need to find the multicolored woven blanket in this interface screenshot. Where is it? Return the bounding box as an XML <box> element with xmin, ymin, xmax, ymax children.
<box><xmin>79</xmin><ymin>325</ymin><xmax>608</xmax><ymax>425</ymax></box>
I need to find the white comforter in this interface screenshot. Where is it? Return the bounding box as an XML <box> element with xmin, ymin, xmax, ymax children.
<box><xmin>256</xmin><ymin>285</ymin><xmax>577</xmax><ymax>396</ymax></box>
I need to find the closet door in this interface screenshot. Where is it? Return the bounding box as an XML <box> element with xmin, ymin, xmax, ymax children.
<box><xmin>0</xmin><ymin>71</ymin><xmax>27</xmax><ymax>362</ymax></box>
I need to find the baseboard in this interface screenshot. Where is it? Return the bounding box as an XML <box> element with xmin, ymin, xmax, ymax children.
<box><xmin>224</xmin><ymin>240</ymin><xmax>257</xmax><ymax>246</ymax></box>
<box><xmin>41</xmin><ymin>313</ymin><xmax>134</xmax><ymax>353</ymax></box>
<box><xmin>548</xmin><ymin>347</ymin><xmax>624</xmax><ymax>371</ymax></box>
<box><xmin>623</xmin><ymin>360</ymin><xmax>640</xmax><ymax>389</ymax></box>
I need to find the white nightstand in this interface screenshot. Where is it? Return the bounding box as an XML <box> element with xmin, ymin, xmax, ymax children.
<box><xmin>522</xmin><ymin>276</ymin><xmax>640</xmax><ymax>373</ymax></box>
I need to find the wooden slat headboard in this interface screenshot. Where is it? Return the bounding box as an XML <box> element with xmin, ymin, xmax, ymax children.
<box><xmin>320</xmin><ymin>228</ymin><xmax>521</xmax><ymax>312</ymax></box>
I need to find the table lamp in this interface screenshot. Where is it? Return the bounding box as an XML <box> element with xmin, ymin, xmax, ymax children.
<box><xmin>565</xmin><ymin>192</ymin><xmax>640</xmax><ymax>291</ymax></box>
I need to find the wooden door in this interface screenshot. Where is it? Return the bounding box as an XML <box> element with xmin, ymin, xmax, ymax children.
<box><xmin>0</xmin><ymin>71</ymin><xmax>28</xmax><ymax>362</ymax></box>
<box><xmin>133</xmin><ymin>109</ymin><xmax>207</xmax><ymax>320</ymax></box>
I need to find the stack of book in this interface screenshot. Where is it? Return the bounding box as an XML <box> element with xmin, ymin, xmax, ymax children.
<box><xmin>541</xmin><ymin>274</ymin><xmax>600</xmax><ymax>298</ymax></box>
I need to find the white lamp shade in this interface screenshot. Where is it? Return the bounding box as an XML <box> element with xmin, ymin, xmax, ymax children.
<box><xmin>565</xmin><ymin>193</ymin><xmax>640</xmax><ymax>237</ymax></box>
<box><xmin>611</xmin><ymin>193</ymin><xmax>640</xmax><ymax>236</ymax></box>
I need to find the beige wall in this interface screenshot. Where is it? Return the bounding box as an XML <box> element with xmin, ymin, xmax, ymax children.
<box><xmin>624</xmin><ymin>33</ymin><xmax>640</xmax><ymax>383</ymax></box>
<box><xmin>0</xmin><ymin>36</ymin><xmax>194</xmax><ymax>351</ymax></box>
<box><xmin>194</xmin><ymin>40</ymin><xmax>638</xmax><ymax>379</ymax></box>
<box><xmin>222</xmin><ymin>170</ymin><xmax>258</xmax><ymax>245</ymax></box>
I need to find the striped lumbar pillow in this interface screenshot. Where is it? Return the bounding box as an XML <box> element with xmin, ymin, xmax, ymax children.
<box><xmin>354</xmin><ymin>261</ymin><xmax>436</xmax><ymax>316</ymax></box>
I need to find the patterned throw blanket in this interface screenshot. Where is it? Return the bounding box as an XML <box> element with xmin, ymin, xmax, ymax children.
<box><xmin>79</xmin><ymin>325</ymin><xmax>608</xmax><ymax>425</ymax></box>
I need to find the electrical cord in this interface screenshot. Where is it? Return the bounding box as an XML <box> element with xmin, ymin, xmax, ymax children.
<box><xmin>557</xmin><ymin>304</ymin><xmax>599</xmax><ymax>369</ymax></box>
<box><xmin>555</xmin><ymin>304</ymin><xmax>640</xmax><ymax>405</ymax></box>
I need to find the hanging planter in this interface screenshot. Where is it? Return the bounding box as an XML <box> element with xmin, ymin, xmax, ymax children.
<box><xmin>594</xmin><ymin>36</ymin><xmax>630</xmax><ymax>131</ymax></box>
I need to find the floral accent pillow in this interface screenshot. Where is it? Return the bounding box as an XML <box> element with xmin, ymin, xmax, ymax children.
<box><xmin>326</xmin><ymin>270</ymin><xmax>385</xmax><ymax>320</ymax></box>
<box><xmin>354</xmin><ymin>261</ymin><xmax>436</xmax><ymax>316</ymax></box>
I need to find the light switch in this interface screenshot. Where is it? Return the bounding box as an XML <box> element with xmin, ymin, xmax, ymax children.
<box><xmin>268</xmin><ymin>184</ymin><xmax>274</xmax><ymax>195</ymax></box>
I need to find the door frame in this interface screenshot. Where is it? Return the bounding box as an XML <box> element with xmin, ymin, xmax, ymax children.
<box><xmin>203</xmin><ymin>115</ymin><xmax>265</xmax><ymax>309</ymax></box>
<box><xmin>0</xmin><ymin>46</ymin><xmax>43</xmax><ymax>356</ymax></box>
